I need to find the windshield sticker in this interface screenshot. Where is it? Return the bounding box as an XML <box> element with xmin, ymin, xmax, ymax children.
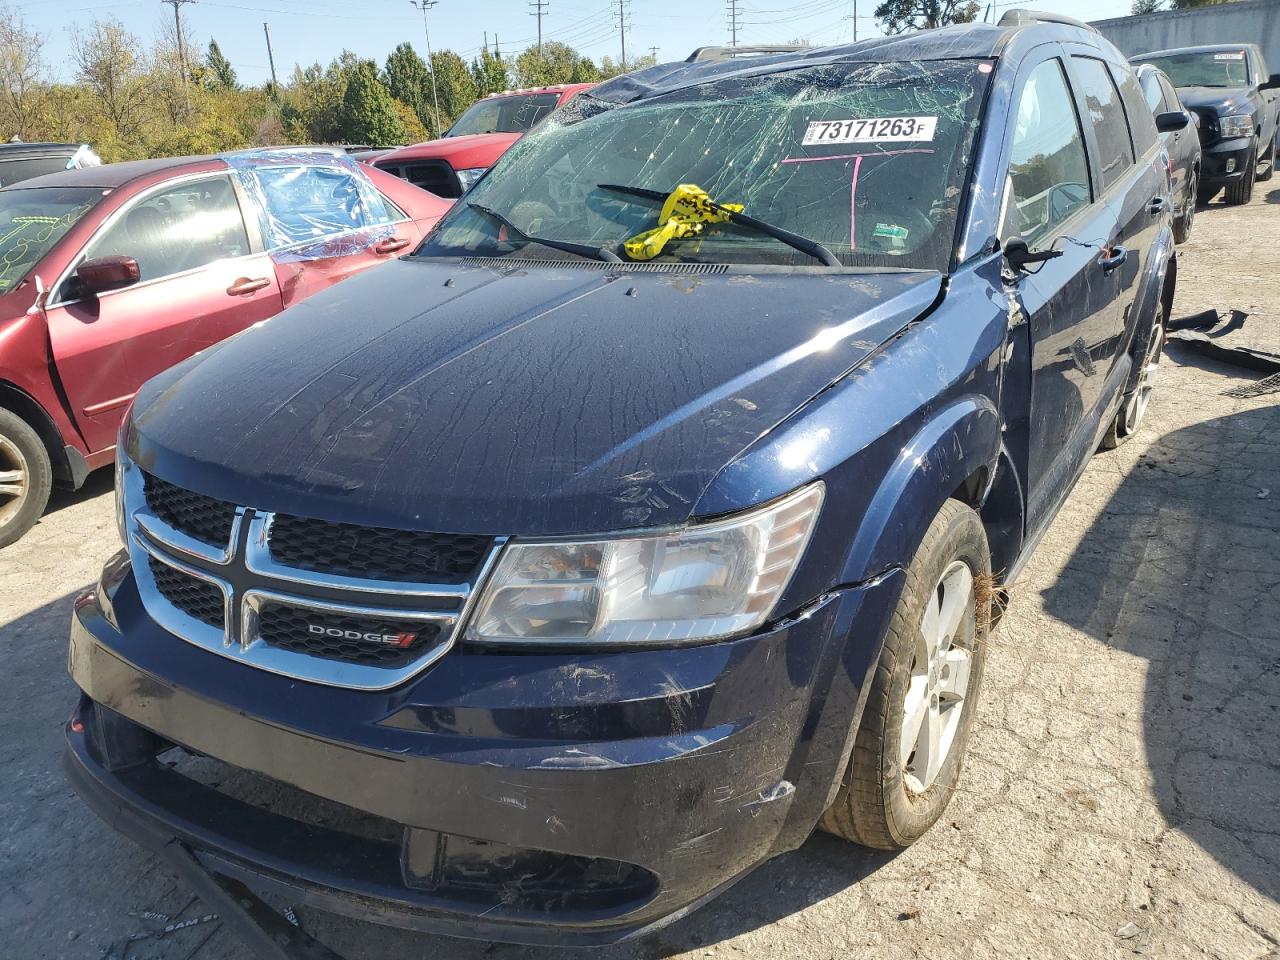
<box><xmin>873</xmin><ymin>223</ymin><xmax>909</xmax><ymax>240</ymax></box>
<box><xmin>802</xmin><ymin>116</ymin><xmax>938</xmax><ymax>146</ymax></box>
<box><xmin>1214</xmin><ymin>52</ymin><xmax>1245</xmax><ymax>60</ymax></box>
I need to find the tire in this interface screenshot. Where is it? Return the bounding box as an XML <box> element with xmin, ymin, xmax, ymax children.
<box><xmin>820</xmin><ymin>499</ymin><xmax>991</xmax><ymax>850</ymax></box>
<box><xmin>1173</xmin><ymin>167</ymin><xmax>1196</xmax><ymax>244</ymax></box>
<box><xmin>1224</xmin><ymin>141</ymin><xmax>1257</xmax><ymax>205</ymax></box>
<box><xmin>1100</xmin><ymin>303</ymin><xmax>1165</xmax><ymax>451</ymax></box>
<box><xmin>1258</xmin><ymin>134</ymin><xmax>1275</xmax><ymax>183</ymax></box>
<box><xmin>0</xmin><ymin>408</ymin><xmax>53</xmax><ymax>549</ymax></box>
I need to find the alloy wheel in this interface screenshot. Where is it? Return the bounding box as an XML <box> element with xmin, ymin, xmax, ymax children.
<box><xmin>1185</xmin><ymin>170</ymin><xmax>1197</xmax><ymax>228</ymax></box>
<box><xmin>901</xmin><ymin>559</ymin><xmax>976</xmax><ymax>794</ymax></box>
<box><xmin>0</xmin><ymin>434</ymin><xmax>29</xmax><ymax>528</ymax></box>
<box><xmin>1124</xmin><ymin>316</ymin><xmax>1165</xmax><ymax>434</ymax></box>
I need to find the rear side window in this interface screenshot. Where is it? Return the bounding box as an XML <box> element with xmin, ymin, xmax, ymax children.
<box><xmin>248</xmin><ymin>165</ymin><xmax>394</xmax><ymax>249</ymax></box>
<box><xmin>1004</xmin><ymin>58</ymin><xmax>1092</xmax><ymax>247</ymax></box>
<box><xmin>1072</xmin><ymin>56</ymin><xmax>1135</xmax><ymax>191</ymax></box>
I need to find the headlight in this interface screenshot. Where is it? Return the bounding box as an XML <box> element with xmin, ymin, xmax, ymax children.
<box><xmin>468</xmin><ymin>483</ymin><xmax>824</xmax><ymax>646</ymax></box>
<box><xmin>1219</xmin><ymin>113</ymin><xmax>1255</xmax><ymax>139</ymax></box>
<box><xmin>455</xmin><ymin>167</ymin><xmax>487</xmax><ymax>191</ymax></box>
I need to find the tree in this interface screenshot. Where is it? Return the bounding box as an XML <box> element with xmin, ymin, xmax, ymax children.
<box><xmin>0</xmin><ymin>5</ymin><xmax>45</xmax><ymax>139</ymax></box>
<box><xmin>514</xmin><ymin>41</ymin><xmax>593</xmax><ymax>87</ymax></box>
<box><xmin>71</xmin><ymin>19</ymin><xmax>152</xmax><ymax>146</ymax></box>
<box><xmin>428</xmin><ymin>50</ymin><xmax>477</xmax><ymax>129</ymax></box>
<box><xmin>339</xmin><ymin>60</ymin><xmax>405</xmax><ymax>145</ymax></box>
<box><xmin>385</xmin><ymin>42</ymin><xmax>431</xmax><ymax>127</ymax></box>
<box><xmin>470</xmin><ymin>48</ymin><xmax>509</xmax><ymax>97</ymax></box>
<box><xmin>1131</xmin><ymin>0</ymin><xmax>1164</xmax><ymax>11</ymax></box>
<box><xmin>873</xmin><ymin>0</ymin><xmax>979</xmax><ymax>35</ymax></box>
<box><xmin>206</xmin><ymin>40</ymin><xmax>238</xmax><ymax>90</ymax></box>
<box><xmin>598</xmin><ymin>54</ymin><xmax>656</xmax><ymax>80</ymax></box>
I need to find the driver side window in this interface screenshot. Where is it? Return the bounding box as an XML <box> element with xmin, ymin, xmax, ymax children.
<box><xmin>1004</xmin><ymin>58</ymin><xmax>1092</xmax><ymax>249</ymax></box>
<box><xmin>82</xmin><ymin>176</ymin><xmax>250</xmax><ymax>284</ymax></box>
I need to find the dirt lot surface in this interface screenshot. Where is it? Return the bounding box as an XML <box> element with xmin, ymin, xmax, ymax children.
<box><xmin>2</xmin><ymin>187</ymin><xmax>1278</xmax><ymax>960</ymax></box>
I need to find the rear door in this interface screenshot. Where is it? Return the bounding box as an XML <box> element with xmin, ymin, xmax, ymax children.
<box><xmin>44</xmin><ymin>173</ymin><xmax>283</xmax><ymax>452</ymax></box>
<box><xmin>245</xmin><ymin>163</ymin><xmax>422</xmax><ymax>308</ymax></box>
<box><xmin>1000</xmin><ymin>50</ymin><xmax>1124</xmax><ymax>531</ymax></box>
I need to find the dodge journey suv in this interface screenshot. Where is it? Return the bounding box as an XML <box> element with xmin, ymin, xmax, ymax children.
<box><xmin>66</xmin><ymin>12</ymin><xmax>1176</xmax><ymax>950</ymax></box>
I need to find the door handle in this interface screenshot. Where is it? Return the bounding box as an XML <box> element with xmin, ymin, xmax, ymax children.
<box><xmin>1148</xmin><ymin>196</ymin><xmax>1168</xmax><ymax>215</ymax></box>
<box><xmin>1098</xmin><ymin>246</ymin><xmax>1128</xmax><ymax>273</ymax></box>
<box><xmin>373</xmin><ymin>237</ymin><xmax>411</xmax><ymax>256</ymax></box>
<box><xmin>227</xmin><ymin>276</ymin><xmax>271</xmax><ymax>296</ymax></box>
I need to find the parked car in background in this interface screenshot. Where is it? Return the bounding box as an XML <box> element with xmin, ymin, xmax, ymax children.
<box><xmin>0</xmin><ymin>149</ymin><xmax>449</xmax><ymax>547</ymax></box>
<box><xmin>1135</xmin><ymin>63</ymin><xmax>1202</xmax><ymax>242</ymax></box>
<box><xmin>0</xmin><ymin>141</ymin><xmax>100</xmax><ymax>187</ymax></box>
<box><xmin>1131</xmin><ymin>44</ymin><xmax>1280</xmax><ymax>205</ymax></box>
<box><xmin>68</xmin><ymin>14</ymin><xmax>1177</xmax><ymax>949</ymax></box>
<box><xmin>351</xmin><ymin>148</ymin><xmax>397</xmax><ymax>164</ymax></box>
<box><xmin>374</xmin><ymin>83</ymin><xmax>595</xmax><ymax>197</ymax></box>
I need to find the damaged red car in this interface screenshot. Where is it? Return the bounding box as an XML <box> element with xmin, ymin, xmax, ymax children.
<box><xmin>0</xmin><ymin>150</ymin><xmax>449</xmax><ymax>547</ymax></box>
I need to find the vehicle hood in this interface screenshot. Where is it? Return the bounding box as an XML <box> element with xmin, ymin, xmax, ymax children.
<box><xmin>1175</xmin><ymin>87</ymin><xmax>1255</xmax><ymax>115</ymax></box>
<box><xmin>128</xmin><ymin>259</ymin><xmax>941</xmax><ymax>536</ymax></box>
<box><xmin>375</xmin><ymin>133</ymin><xmax>522</xmax><ymax>170</ymax></box>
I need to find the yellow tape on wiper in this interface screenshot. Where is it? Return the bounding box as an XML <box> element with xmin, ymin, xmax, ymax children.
<box><xmin>622</xmin><ymin>184</ymin><xmax>744</xmax><ymax>261</ymax></box>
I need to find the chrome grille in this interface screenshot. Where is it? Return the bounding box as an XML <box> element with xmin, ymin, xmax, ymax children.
<box><xmin>121</xmin><ymin>460</ymin><xmax>504</xmax><ymax>690</ymax></box>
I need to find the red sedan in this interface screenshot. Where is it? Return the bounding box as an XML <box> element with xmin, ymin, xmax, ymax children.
<box><xmin>0</xmin><ymin>149</ymin><xmax>450</xmax><ymax>546</ymax></box>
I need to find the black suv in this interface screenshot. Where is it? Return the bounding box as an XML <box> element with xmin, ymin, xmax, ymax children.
<box><xmin>67</xmin><ymin>12</ymin><xmax>1176</xmax><ymax>950</ymax></box>
<box><xmin>0</xmin><ymin>141</ymin><xmax>100</xmax><ymax>187</ymax></box>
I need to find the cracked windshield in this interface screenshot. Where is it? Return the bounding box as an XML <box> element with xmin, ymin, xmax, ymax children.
<box><xmin>0</xmin><ymin>187</ymin><xmax>101</xmax><ymax>295</ymax></box>
<box><xmin>420</xmin><ymin>59</ymin><xmax>992</xmax><ymax>270</ymax></box>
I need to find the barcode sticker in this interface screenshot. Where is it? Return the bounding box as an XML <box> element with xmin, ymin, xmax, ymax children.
<box><xmin>802</xmin><ymin>116</ymin><xmax>938</xmax><ymax>146</ymax></box>
<box><xmin>1214</xmin><ymin>52</ymin><xmax>1245</xmax><ymax>60</ymax></box>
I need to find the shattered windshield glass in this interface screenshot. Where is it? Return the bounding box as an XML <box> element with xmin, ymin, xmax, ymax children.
<box><xmin>0</xmin><ymin>186</ymin><xmax>101</xmax><ymax>295</ymax></box>
<box><xmin>419</xmin><ymin>60</ymin><xmax>992</xmax><ymax>269</ymax></box>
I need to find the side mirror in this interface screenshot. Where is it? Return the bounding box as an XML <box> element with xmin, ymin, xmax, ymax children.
<box><xmin>77</xmin><ymin>256</ymin><xmax>140</xmax><ymax>295</ymax></box>
<box><xmin>1004</xmin><ymin>236</ymin><xmax>1063</xmax><ymax>273</ymax></box>
<box><xmin>1259</xmin><ymin>73</ymin><xmax>1280</xmax><ymax>90</ymax></box>
<box><xmin>1155</xmin><ymin>110</ymin><xmax>1190</xmax><ymax>132</ymax></box>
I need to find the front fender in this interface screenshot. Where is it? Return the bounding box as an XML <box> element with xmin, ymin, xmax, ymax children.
<box><xmin>840</xmin><ymin>395</ymin><xmax>1001</xmax><ymax>585</ymax></box>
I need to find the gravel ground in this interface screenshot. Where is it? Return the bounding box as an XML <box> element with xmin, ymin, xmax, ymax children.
<box><xmin>2</xmin><ymin>186</ymin><xmax>1278</xmax><ymax>960</ymax></box>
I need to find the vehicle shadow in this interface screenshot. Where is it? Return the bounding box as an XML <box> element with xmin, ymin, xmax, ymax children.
<box><xmin>1266</xmin><ymin>188</ymin><xmax>1280</xmax><ymax>205</ymax></box>
<box><xmin>1039</xmin><ymin>348</ymin><xmax>1280</xmax><ymax>907</ymax></box>
<box><xmin>42</xmin><ymin>464</ymin><xmax>113</xmax><ymax>518</ymax></box>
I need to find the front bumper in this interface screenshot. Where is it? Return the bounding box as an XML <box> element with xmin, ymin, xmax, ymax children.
<box><xmin>1201</xmin><ymin>136</ymin><xmax>1255</xmax><ymax>185</ymax></box>
<box><xmin>66</xmin><ymin>563</ymin><xmax>902</xmax><ymax>945</ymax></box>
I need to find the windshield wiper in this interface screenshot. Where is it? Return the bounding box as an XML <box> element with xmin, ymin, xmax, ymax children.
<box><xmin>467</xmin><ymin>202</ymin><xmax>620</xmax><ymax>263</ymax></box>
<box><xmin>597</xmin><ymin>183</ymin><xmax>842</xmax><ymax>268</ymax></box>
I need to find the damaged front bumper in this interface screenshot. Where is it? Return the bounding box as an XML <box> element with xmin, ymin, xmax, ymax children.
<box><xmin>65</xmin><ymin>564</ymin><xmax>901</xmax><ymax>945</ymax></box>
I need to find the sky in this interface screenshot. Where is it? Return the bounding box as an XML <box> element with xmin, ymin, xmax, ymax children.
<box><xmin>14</xmin><ymin>0</ymin><xmax>1141</xmax><ymax>87</ymax></box>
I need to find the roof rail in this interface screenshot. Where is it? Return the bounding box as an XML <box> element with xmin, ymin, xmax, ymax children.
<box><xmin>998</xmin><ymin>8</ymin><xmax>1098</xmax><ymax>31</ymax></box>
<box><xmin>685</xmin><ymin>44</ymin><xmax>810</xmax><ymax>63</ymax></box>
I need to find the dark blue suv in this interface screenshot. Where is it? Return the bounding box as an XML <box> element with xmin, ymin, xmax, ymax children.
<box><xmin>66</xmin><ymin>12</ymin><xmax>1175</xmax><ymax>949</ymax></box>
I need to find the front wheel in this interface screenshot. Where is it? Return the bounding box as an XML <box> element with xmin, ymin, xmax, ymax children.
<box><xmin>820</xmin><ymin>499</ymin><xmax>991</xmax><ymax>850</ymax></box>
<box><xmin>1258</xmin><ymin>134</ymin><xmax>1275</xmax><ymax>183</ymax></box>
<box><xmin>1225</xmin><ymin>141</ymin><xmax>1257</xmax><ymax>205</ymax></box>
<box><xmin>0</xmin><ymin>408</ymin><xmax>53</xmax><ymax>548</ymax></box>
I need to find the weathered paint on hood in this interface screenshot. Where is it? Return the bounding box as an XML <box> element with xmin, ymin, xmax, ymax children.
<box><xmin>128</xmin><ymin>258</ymin><xmax>941</xmax><ymax>536</ymax></box>
<box><xmin>375</xmin><ymin>133</ymin><xmax>522</xmax><ymax>170</ymax></box>
<box><xmin>1175</xmin><ymin>86</ymin><xmax>1257</xmax><ymax>116</ymax></box>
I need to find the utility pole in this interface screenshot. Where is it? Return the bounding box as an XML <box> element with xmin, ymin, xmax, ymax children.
<box><xmin>648</xmin><ymin>45</ymin><xmax>658</xmax><ymax>61</ymax></box>
<box><xmin>726</xmin><ymin>0</ymin><xmax>741</xmax><ymax>47</ymax></box>
<box><xmin>160</xmin><ymin>0</ymin><xmax>194</xmax><ymax>113</ymax></box>
<box><xmin>529</xmin><ymin>0</ymin><xmax>548</xmax><ymax>57</ymax></box>
<box><xmin>263</xmin><ymin>22</ymin><xmax>279</xmax><ymax>90</ymax></box>
<box><xmin>408</xmin><ymin>0</ymin><xmax>442</xmax><ymax>136</ymax></box>
<box><xmin>850</xmin><ymin>0</ymin><xmax>858</xmax><ymax>41</ymax></box>
<box><xmin>615</xmin><ymin>0</ymin><xmax>628</xmax><ymax>70</ymax></box>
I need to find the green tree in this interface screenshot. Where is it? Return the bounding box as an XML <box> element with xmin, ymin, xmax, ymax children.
<box><xmin>339</xmin><ymin>60</ymin><xmax>404</xmax><ymax>145</ymax></box>
<box><xmin>598</xmin><ymin>54</ymin><xmax>656</xmax><ymax>80</ymax></box>
<box><xmin>71</xmin><ymin>18</ymin><xmax>152</xmax><ymax>146</ymax></box>
<box><xmin>428</xmin><ymin>50</ymin><xmax>477</xmax><ymax>130</ymax></box>
<box><xmin>0</xmin><ymin>5</ymin><xmax>45</xmax><ymax>139</ymax></box>
<box><xmin>205</xmin><ymin>40</ymin><xmax>238</xmax><ymax>90</ymax></box>
<box><xmin>514</xmin><ymin>41</ymin><xmax>592</xmax><ymax>86</ymax></box>
<box><xmin>470</xmin><ymin>48</ymin><xmax>509</xmax><ymax>97</ymax></box>
<box><xmin>873</xmin><ymin>0</ymin><xmax>979</xmax><ymax>35</ymax></box>
<box><xmin>385</xmin><ymin>42</ymin><xmax>431</xmax><ymax>127</ymax></box>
